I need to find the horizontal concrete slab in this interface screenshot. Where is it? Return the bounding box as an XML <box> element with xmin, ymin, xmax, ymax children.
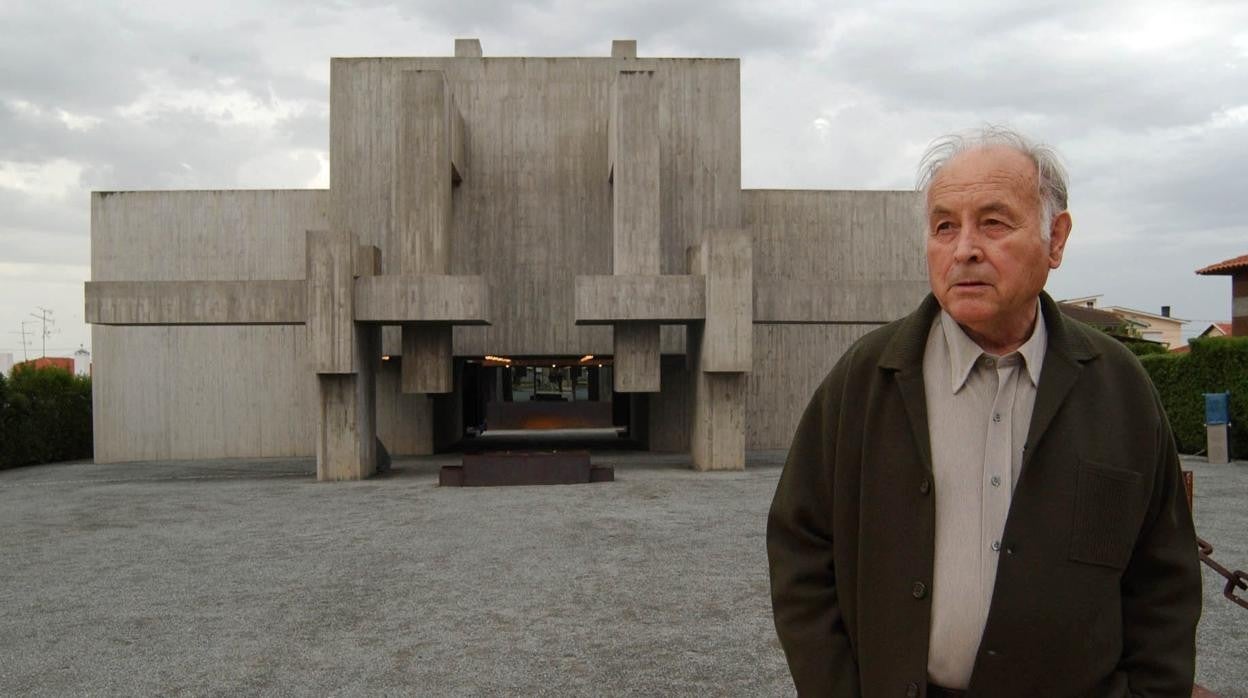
<box><xmin>753</xmin><ymin>279</ymin><xmax>930</xmax><ymax>324</ymax></box>
<box><xmin>354</xmin><ymin>275</ymin><xmax>489</xmax><ymax>324</ymax></box>
<box><xmin>85</xmin><ymin>280</ymin><xmax>306</xmax><ymax>325</ymax></box>
<box><xmin>574</xmin><ymin>275</ymin><xmax>705</xmax><ymax>324</ymax></box>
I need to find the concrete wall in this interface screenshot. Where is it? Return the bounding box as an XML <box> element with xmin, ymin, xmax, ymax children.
<box><xmin>330</xmin><ymin>57</ymin><xmax>740</xmax><ymax>358</ymax></box>
<box><xmin>741</xmin><ymin>189</ymin><xmax>929</xmax><ymax>450</ymax></box>
<box><xmin>91</xmin><ymin>190</ymin><xmax>432</xmax><ymax>463</ymax></box>
<box><xmin>90</xmin><ymin>61</ymin><xmax>930</xmax><ymax>464</ymax></box>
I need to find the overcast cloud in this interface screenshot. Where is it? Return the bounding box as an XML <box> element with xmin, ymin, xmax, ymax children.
<box><xmin>1</xmin><ymin>0</ymin><xmax>1244</xmax><ymax>358</ymax></box>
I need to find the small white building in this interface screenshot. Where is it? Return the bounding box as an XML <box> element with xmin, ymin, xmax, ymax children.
<box><xmin>0</xmin><ymin>352</ymin><xmax>12</xmax><ymax>377</ymax></box>
<box><xmin>73</xmin><ymin>346</ymin><xmax>91</xmax><ymax>377</ymax></box>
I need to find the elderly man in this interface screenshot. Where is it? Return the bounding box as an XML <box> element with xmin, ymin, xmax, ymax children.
<box><xmin>767</xmin><ymin>126</ymin><xmax>1201</xmax><ymax>697</ymax></box>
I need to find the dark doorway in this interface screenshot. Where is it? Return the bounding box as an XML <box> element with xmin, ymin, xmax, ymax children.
<box><xmin>457</xmin><ymin>356</ymin><xmax>642</xmax><ymax>452</ymax></box>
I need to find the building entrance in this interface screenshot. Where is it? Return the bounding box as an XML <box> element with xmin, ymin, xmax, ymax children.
<box><xmin>459</xmin><ymin>356</ymin><xmax>639</xmax><ymax>451</ymax></box>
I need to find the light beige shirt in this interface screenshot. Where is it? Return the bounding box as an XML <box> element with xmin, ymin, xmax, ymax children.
<box><xmin>923</xmin><ymin>303</ymin><xmax>1047</xmax><ymax>689</ymax></box>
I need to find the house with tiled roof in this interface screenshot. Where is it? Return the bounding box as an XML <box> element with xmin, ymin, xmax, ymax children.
<box><xmin>1196</xmin><ymin>254</ymin><xmax>1247</xmax><ymax>336</ymax></box>
<box><xmin>1057</xmin><ymin>296</ymin><xmax>1187</xmax><ymax>348</ymax></box>
<box><xmin>1198</xmin><ymin>322</ymin><xmax>1233</xmax><ymax>338</ymax></box>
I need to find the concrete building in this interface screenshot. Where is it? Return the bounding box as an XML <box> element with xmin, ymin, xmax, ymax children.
<box><xmin>85</xmin><ymin>40</ymin><xmax>928</xmax><ymax>480</ymax></box>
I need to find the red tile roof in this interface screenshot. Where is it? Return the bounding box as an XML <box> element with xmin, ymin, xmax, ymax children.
<box><xmin>1196</xmin><ymin>254</ymin><xmax>1248</xmax><ymax>275</ymax></box>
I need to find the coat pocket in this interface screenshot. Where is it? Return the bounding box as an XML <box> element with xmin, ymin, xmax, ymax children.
<box><xmin>1068</xmin><ymin>461</ymin><xmax>1144</xmax><ymax>569</ymax></box>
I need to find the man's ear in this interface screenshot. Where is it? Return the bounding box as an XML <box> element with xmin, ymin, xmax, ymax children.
<box><xmin>1048</xmin><ymin>211</ymin><xmax>1072</xmax><ymax>269</ymax></box>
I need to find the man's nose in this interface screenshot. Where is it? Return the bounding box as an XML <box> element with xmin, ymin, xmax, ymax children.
<box><xmin>952</xmin><ymin>226</ymin><xmax>983</xmax><ymax>263</ymax></box>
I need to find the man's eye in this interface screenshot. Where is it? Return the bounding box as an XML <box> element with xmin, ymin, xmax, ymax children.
<box><xmin>934</xmin><ymin>221</ymin><xmax>954</xmax><ymax>233</ymax></box>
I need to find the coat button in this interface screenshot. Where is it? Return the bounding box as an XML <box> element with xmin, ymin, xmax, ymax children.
<box><xmin>912</xmin><ymin>581</ymin><xmax>927</xmax><ymax>599</ymax></box>
<box><xmin>919</xmin><ymin>478</ymin><xmax>931</xmax><ymax>495</ymax></box>
<box><xmin>906</xmin><ymin>681</ymin><xmax>919</xmax><ymax>697</ymax></box>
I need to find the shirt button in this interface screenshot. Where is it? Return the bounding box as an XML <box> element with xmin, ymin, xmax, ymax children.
<box><xmin>991</xmin><ymin>540</ymin><xmax>1001</xmax><ymax>552</ymax></box>
<box><xmin>919</xmin><ymin>478</ymin><xmax>931</xmax><ymax>495</ymax></box>
<box><xmin>906</xmin><ymin>682</ymin><xmax>919</xmax><ymax>697</ymax></box>
<box><xmin>990</xmin><ymin>476</ymin><xmax>1001</xmax><ymax>487</ymax></box>
<box><xmin>992</xmin><ymin>412</ymin><xmax>1002</xmax><ymax>423</ymax></box>
<box><xmin>912</xmin><ymin>581</ymin><xmax>927</xmax><ymax>599</ymax></box>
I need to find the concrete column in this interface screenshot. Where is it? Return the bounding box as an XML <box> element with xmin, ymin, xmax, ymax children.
<box><xmin>614</xmin><ymin>323</ymin><xmax>660</xmax><ymax>392</ymax></box>
<box><xmin>611</xmin><ymin>40</ymin><xmax>637</xmax><ymax>59</ymax></box>
<box><xmin>686</xmin><ymin>231</ymin><xmax>752</xmax><ymax>471</ymax></box>
<box><xmin>609</xmin><ymin>69</ymin><xmax>661</xmax><ymax>392</ymax></box>
<box><xmin>455</xmin><ymin>38</ymin><xmax>483</xmax><ymax>57</ymax></box>
<box><xmin>307</xmin><ymin>230</ymin><xmax>356</xmax><ymax>374</ymax></box>
<box><xmin>687</xmin><ymin>323</ymin><xmax>746</xmax><ymax>471</ymax></box>
<box><xmin>317</xmin><ymin>322</ymin><xmax>380</xmax><ymax>481</ymax></box>
<box><xmin>398</xmin><ymin>70</ymin><xmax>456</xmax><ymax>394</ymax></box>
<box><xmin>308</xmin><ymin>234</ymin><xmax>380</xmax><ymax>481</ymax></box>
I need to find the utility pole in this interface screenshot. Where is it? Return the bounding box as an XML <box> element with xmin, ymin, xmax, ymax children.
<box><xmin>8</xmin><ymin>320</ymin><xmax>36</xmax><ymax>362</ymax></box>
<box><xmin>29</xmin><ymin>307</ymin><xmax>55</xmax><ymax>358</ymax></box>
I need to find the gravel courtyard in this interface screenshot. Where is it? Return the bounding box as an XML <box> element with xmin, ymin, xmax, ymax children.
<box><xmin>0</xmin><ymin>452</ymin><xmax>1243</xmax><ymax>696</ymax></box>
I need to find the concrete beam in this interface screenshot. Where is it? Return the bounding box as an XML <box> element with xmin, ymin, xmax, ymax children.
<box><xmin>454</xmin><ymin>38</ymin><xmax>483</xmax><ymax>57</ymax></box>
<box><xmin>85</xmin><ymin>280</ymin><xmax>305</xmax><ymax>326</ymax></box>
<box><xmin>574</xmin><ymin>275</ymin><xmax>704</xmax><ymax>324</ymax></box>
<box><xmin>306</xmin><ymin>229</ymin><xmax>357</xmax><ymax>374</ymax></box>
<box><xmin>613</xmin><ymin>323</ymin><xmax>660</xmax><ymax>393</ymax></box>
<box><xmin>690</xmin><ymin>230</ymin><xmax>752</xmax><ymax>372</ymax></box>
<box><xmin>753</xmin><ymin>279</ymin><xmax>930</xmax><ymax>324</ymax></box>
<box><xmin>354</xmin><ymin>275</ymin><xmax>489</xmax><ymax>324</ymax></box>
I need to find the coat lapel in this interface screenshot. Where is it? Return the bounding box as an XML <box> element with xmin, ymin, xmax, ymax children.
<box><xmin>1021</xmin><ymin>293</ymin><xmax>1099</xmax><ymax>471</ymax></box>
<box><xmin>879</xmin><ymin>294</ymin><xmax>943</xmax><ymax>474</ymax></box>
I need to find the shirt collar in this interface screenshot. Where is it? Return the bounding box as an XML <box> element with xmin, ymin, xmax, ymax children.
<box><xmin>939</xmin><ymin>300</ymin><xmax>1048</xmax><ymax>393</ymax></box>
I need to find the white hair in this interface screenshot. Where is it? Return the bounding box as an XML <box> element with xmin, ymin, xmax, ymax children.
<box><xmin>916</xmin><ymin>124</ymin><xmax>1069</xmax><ymax>241</ymax></box>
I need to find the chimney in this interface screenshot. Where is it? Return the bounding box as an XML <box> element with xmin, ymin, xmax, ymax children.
<box><xmin>1161</xmin><ymin>305</ymin><xmax>1171</xmax><ymax>318</ymax></box>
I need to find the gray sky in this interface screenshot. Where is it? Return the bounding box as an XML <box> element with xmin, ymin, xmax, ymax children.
<box><xmin>2</xmin><ymin>0</ymin><xmax>1245</xmax><ymax>358</ymax></box>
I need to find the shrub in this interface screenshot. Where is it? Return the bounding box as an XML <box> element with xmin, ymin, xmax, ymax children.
<box><xmin>1125</xmin><ymin>341</ymin><xmax>1169</xmax><ymax>357</ymax></box>
<box><xmin>0</xmin><ymin>365</ymin><xmax>93</xmax><ymax>468</ymax></box>
<box><xmin>1140</xmin><ymin>337</ymin><xmax>1248</xmax><ymax>455</ymax></box>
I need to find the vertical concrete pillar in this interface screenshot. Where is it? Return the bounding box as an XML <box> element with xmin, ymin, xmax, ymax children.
<box><xmin>397</xmin><ymin>70</ymin><xmax>455</xmax><ymax>394</ymax></box>
<box><xmin>686</xmin><ymin>231</ymin><xmax>752</xmax><ymax>471</ymax></box>
<box><xmin>610</xmin><ymin>69</ymin><xmax>661</xmax><ymax>393</ymax></box>
<box><xmin>455</xmin><ymin>38</ymin><xmax>483</xmax><ymax>57</ymax></box>
<box><xmin>611</xmin><ymin>40</ymin><xmax>637</xmax><ymax>59</ymax></box>
<box><xmin>308</xmin><ymin>232</ymin><xmax>380</xmax><ymax>481</ymax></box>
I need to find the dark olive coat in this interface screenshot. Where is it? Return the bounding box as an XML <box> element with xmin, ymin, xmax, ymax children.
<box><xmin>767</xmin><ymin>292</ymin><xmax>1200</xmax><ymax>698</ymax></box>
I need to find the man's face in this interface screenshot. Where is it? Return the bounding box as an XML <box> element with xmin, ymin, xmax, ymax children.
<box><xmin>925</xmin><ymin>146</ymin><xmax>1071</xmax><ymax>340</ymax></box>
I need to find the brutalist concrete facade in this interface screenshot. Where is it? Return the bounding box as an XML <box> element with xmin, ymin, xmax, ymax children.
<box><xmin>86</xmin><ymin>40</ymin><xmax>928</xmax><ymax>479</ymax></box>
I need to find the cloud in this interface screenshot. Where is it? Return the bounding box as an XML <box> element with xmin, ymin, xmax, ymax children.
<box><xmin>0</xmin><ymin>0</ymin><xmax>1245</xmax><ymax>356</ymax></box>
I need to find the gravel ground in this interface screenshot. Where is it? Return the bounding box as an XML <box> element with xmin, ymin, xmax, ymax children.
<box><xmin>0</xmin><ymin>452</ymin><xmax>1243</xmax><ymax>696</ymax></box>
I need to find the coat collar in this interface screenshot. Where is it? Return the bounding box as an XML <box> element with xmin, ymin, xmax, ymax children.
<box><xmin>878</xmin><ymin>291</ymin><xmax>1097</xmax><ymax>372</ymax></box>
<box><xmin>877</xmin><ymin>291</ymin><xmax>1100</xmax><ymax>474</ymax></box>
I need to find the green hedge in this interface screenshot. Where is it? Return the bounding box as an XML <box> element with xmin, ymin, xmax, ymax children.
<box><xmin>0</xmin><ymin>366</ymin><xmax>93</xmax><ymax>469</ymax></box>
<box><xmin>1140</xmin><ymin>337</ymin><xmax>1248</xmax><ymax>455</ymax></box>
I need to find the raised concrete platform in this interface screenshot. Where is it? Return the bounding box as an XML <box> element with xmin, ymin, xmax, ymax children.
<box><xmin>440</xmin><ymin>450</ymin><xmax>614</xmax><ymax>486</ymax></box>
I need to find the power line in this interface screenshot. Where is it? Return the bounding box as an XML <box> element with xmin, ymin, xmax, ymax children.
<box><xmin>29</xmin><ymin>307</ymin><xmax>58</xmax><ymax>358</ymax></box>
